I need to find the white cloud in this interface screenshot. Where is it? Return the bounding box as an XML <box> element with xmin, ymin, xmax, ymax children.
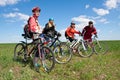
<box><xmin>3</xmin><ymin>12</ymin><xmax>29</xmax><ymax>22</ymax></box>
<box><xmin>17</xmin><ymin>13</ymin><xmax>29</xmax><ymax>21</ymax></box>
<box><xmin>13</xmin><ymin>8</ymin><xmax>19</xmax><ymax>11</ymax></box>
<box><xmin>93</xmin><ymin>8</ymin><xmax>109</xmax><ymax>16</ymax></box>
<box><xmin>72</xmin><ymin>15</ymin><xmax>95</xmax><ymax>31</ymax></box>
<box><xmin>0</xmin><ymin>0</ymin><xmax>20</xmax><ymax>6</ymax></box>
<box><xmin>98</xmin><ymin>18</ymin><xmax>109</xmax><ymax>24</ymax></box>
<box><xmin>105</xmin><ymin>0</ymin><xmax>120</xmax><ymax>10</ymax></box>
<box><xmin>4</xmin><ymin>13</ymin><xmax>17</xmax><ymax>17</ymax></box>
<box><xmin>90</xmin><ymin>16</ymin><xmax>101</xmax><ymax>20</ymax></box>
<box><xmin>85</xmin><ymin>4</ymin><xmax>90</xmax><ymax>9</ymax></box>
<box><xmin>59</xmin><ymin>29</ymin><xmax>67</xmax><ymax>42</ymax></box>
<box><xmin>72</xmin><ymin>15</ymin><xmax>94</xmax><ymax>24</ymax></box>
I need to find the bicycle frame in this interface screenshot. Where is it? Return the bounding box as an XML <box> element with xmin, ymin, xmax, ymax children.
<box><xmin>67</xmin><ymin>36</ymin><xmax>87</xmax><ymax>51</ymax></box>
<box><xmin>21</xmin><ymin>34</ymin><xmax>45</xmax><ymax>57</ymax></box>
<box><xmin>44</xmin><ymin>35</ymin><xmax>61</xmax><ymax>48</ymax></box>
<box><xmin>92</xmin><ymin>36</ymin><xmax>102</xmax><ymax>49</ymax></box>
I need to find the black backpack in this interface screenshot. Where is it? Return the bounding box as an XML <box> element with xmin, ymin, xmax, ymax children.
<box><xmin>65</xmin><ymin>31</ymin><xmax>68</xmax><ymax>38</ymax></box>
<box><xmin>23</xmin><ymin>17</ymin><xmax>33</xmax><ymax>38</ymax></box>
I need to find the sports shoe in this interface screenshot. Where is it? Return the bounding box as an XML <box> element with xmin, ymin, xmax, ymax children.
<box><xmin>35</xmin><ymin>63</ymin><xmax>40</xmax><ymax>72</ymax></box>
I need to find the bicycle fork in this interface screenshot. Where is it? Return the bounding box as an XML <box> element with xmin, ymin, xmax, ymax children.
<box><xmin>82</xmin><ymin>41</ymin><xmax>87</xmax><ymax>51</ymax></box>
<box><xmin>96</xmin><ymin>40</ymin><xmax>102</xmax><ymax>49</ymax></box>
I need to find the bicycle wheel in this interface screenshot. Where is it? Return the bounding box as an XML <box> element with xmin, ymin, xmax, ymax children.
<box><xmin>14</xmin><ymin>43</ymin><xmax>25</xmax><ymax>61</ymax></box>
<box><xmin>41</xmin><ymin>46</ymin><xmax>55</xmax><ymax>72</ymax></box>
<box><xmin>53</xmin><ymin>42</ymin><xmax>72</xmax><ymax>64</ymax></box>
<box><xmin>93</xmin><ymin>41</ymin><xmax>108</xmax><ymax>54</ymax></box>
<box><xmin>78</xmin><ymin>42</ymin><xmax>93</xmax><ymax>57</ymax></box>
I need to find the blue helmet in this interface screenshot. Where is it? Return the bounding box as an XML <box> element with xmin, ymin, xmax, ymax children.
<box><xmin>49</xmin><ymin>18</ymin><xmax>54</xmax><ymax>21</ymax></box>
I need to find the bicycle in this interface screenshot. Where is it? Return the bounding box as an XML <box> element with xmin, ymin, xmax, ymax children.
<box><xmin>66</xmin><ymin>35</ymin><xmax>108</xmax><ymax>58</ymax></box>
<box><xmin>14</xmin><ymin>33</ymin><xmax>55</xmax><ymax>72</ymax></box>
<box><xmin>92</xmin><ymin>35</ymin><xmax>108</xmax><ymax>55</ymax></box>
<box><xmin>43</xmin><ymin>34</ymin><xmax>72</xmax><ymax>64</ymax></box>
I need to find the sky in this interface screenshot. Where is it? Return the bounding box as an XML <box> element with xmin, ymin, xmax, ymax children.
<box><xmin>0</xmin><ymin>0</ymin><xmax>120</xmax><ymax>43</ymax></box>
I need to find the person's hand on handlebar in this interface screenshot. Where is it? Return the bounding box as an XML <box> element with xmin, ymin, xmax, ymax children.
<box><xmin>95</xmin><ymin>34</ymin><xmax>98</xmax><ymax>38</ymax></box>
<box><xmin>78</xmin><ymin>31</ymin><xmax>82</xmax><ymax>36</ymax></box>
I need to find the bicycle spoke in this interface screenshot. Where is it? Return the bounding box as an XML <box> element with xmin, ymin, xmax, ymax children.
<box><xmin>14</xmin><ymin>43</ymin><xmax>25</xmax><ymax>61</ymax></box>
<box><xmin>41</xmin><ymin>46</ymin><xmax>55</xmax><ymax>72</ymax></box>
<box><xmin>78</xmin><ymin>42</ymin><xmax>93</xmax><ymax>57</ymax></box>
<box><xmin>94</xmin><ymin>41</ymin><xmax>108</xmax><ymax>54</ymax></box>
<box><xmin>53</xmin><ymin>43</ymin><xmax>72</xmax><ymax>64</ymax></box>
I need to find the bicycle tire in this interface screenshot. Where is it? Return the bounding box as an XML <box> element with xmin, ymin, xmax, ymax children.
<box><xmin>14</xmin><ymin>43</ymin><xmax>25</xmax><ymax>61</ymax></box>
<box><xmin>53</xmin><ymin>42</ymin><xmax>72</xmax><ymax>64</ymax></box>
<box><xmin>78</xmin><ymin>42</ymin><xmax>93</xmax><ymax>57</ymax></box>
<box><xmin>40</xmin><ymin>46</ymin><xmax>55</xmax><ymax>72</ymax></box>
<box><xmin>94</xmin><ymin>41</ymin><xmax>108</xmax><ymax>55</ymax></box>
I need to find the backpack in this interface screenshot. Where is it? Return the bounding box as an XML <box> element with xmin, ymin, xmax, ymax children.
<box><xmin>65</xmin><ymin>31</ymin><xmax>68</xmax><ymax>38</ymax></box>
<box><xmin>23</xmin><ymin>17</ymin><xmax>33</xmax><ymax>38</ymax></box>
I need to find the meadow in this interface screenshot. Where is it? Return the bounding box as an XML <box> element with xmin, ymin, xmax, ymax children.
<box><xmin>0</xmin><ymin>41</ymin><xmax>120</xmax><ymax>80</ymax></box>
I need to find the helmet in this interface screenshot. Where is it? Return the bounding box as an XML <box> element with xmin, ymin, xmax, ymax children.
<box><xmin>49</xmin><ymin>18</ymin><xmax>54</xmax><ymax>21</ymax></box>
<box><xmin>89</xmin><ymin>21</ymin><xmax>93</xmax><ymax>24</ymax></box>
<box><xmin>71</xmin><ymin>21</ymin><xmax>75</xmax><ymax>25</ymax></box>
<box><xmin>32</xmin><ymin>7</ymin><xmax>41</xmax><ymax>12</ymax></box>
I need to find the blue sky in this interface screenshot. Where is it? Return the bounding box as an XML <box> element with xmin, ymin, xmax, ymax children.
<box><xmin>0</xmin><ymin>0</ymin><xmax>120</xmax><ymax>43</ymax></box>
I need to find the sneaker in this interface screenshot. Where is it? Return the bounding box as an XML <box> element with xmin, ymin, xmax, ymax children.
<box><xmin>35</xmin><ymin>63</ymin><xmax>40</xmax><ymax>72</ymax></box>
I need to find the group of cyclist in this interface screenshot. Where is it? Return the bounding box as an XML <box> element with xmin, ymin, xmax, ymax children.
<box><xmin>25</xmin><ymin>6</ymin><xmax>97</xmax><ymax>72</ymax></box>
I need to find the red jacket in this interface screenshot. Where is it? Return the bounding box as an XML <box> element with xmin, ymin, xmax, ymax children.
<box><xmin>82</xmin><ymin>26</ymin><xmax>97</xmax><ymax>40</ymax></box>
<box><xmin>66</xmin><ymin>26</ymin><xmax>80</xmax><ymax>38</ymax></box>
<box><xmin>28</xmin><ymin>15</ymin><xmax>40</xmax><ymax>33</ymax></box>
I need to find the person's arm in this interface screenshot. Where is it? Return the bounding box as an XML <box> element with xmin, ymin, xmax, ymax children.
<box><xmin>81</xmin><ymin>26</ymin><xmax>86</xmax><ymax>36</ymax></box>
<box><xmin>73</xmin><ymin>29</ymin><xmax>81</xmax><ymax>34</ymax></box>
<box><xmin>92</xmin><ymin>27</ymin><xmax>97</xmax><ymax>35</ymax></box>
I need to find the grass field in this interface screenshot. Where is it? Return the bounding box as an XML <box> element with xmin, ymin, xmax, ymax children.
<box><xmin>0</xmin><ymin>41</ymin><xmax>120</xmax><ymax>80</ymax></box>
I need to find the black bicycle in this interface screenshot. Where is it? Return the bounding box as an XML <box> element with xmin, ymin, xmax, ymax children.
<box><xmin>43</xmin><ymin>34</ymin><xmax>72</xmax><ymax>64</ymax></box>
<box><xmin>14</xmin><ymin>33</ymin><xmax>55</xmax><ymax>72</ymax></box>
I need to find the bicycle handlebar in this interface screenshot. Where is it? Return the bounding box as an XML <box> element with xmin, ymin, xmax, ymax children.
<box><xmin>93</xmin><ymin>34</ymin><xmax>98</xmax><ymax>38</ymax></box>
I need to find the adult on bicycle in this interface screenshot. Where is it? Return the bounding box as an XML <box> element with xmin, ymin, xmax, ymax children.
<box><xmin>65</xmin><ymin>21</ymin><xmax>81</xmax><ymax>42</ymax></box>
<box><xmin>42</xmin><ymin>18</ymin><xmax>61</xmax><ymax>41</ymax></box>
<box><xmin>81</xmin><ymin>21</ymin><xmax>97</xmax><ymax>50</ymax></box>
<box><xmin>27</xmin><ymin>6</ymin><xmax>42</xmax><ymax>72</ymax></box>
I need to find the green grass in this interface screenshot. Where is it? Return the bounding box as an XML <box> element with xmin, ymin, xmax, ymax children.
<box><xmin>0</xmin><ymin>41</ymin><xmax>120</xmax><ymax>80</ymax></box>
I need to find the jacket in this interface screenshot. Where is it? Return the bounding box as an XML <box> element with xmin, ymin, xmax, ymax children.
<box><xmin>28</xmin><ymin>15</ymin><xmax>40</xmax><ymax>33</ymax></box>
<box><xmin>66</xmin><ymin>26</ymin><xmax>80</xmax><ymax>39</ymax></box>
<box><xmin>42</xmin><ymin>22</ymin><xmax>57</xmax><ymax>37</ymax></box>
<box><xmin>82</xmin><ymin>26</ymin><xmax>97</xmax><ymax>40</ymax></box>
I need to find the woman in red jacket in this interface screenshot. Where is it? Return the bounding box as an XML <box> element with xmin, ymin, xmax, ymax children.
<box><xmin>28</xmin><ymin>7</ymin><xmax>42</xmax><ymax>72</ymax></box>
<box><xmin>28</xmin><ymin>7</ymin><xmax>41</xmax><ymax>39</ymax></box>
<box><xmin>65</xmin><ymin>22</ymin><xmax>81</xmax><ymax>42</ymax></box>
